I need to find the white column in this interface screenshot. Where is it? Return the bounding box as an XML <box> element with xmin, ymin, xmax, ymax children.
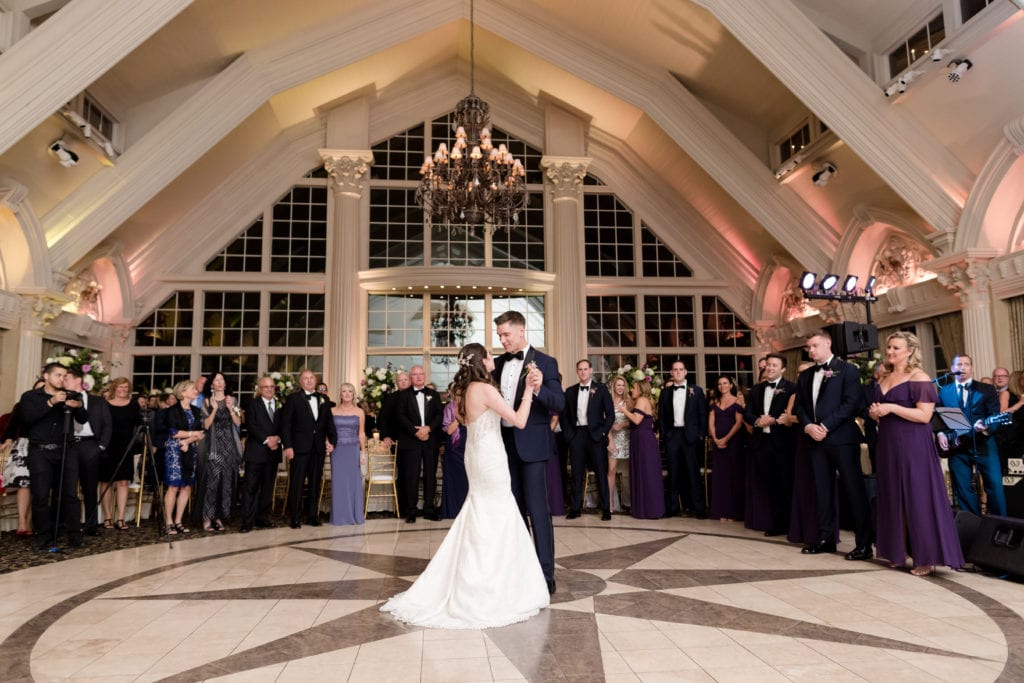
<box><xmin>930</xmin><ymin>254</ymin><xmax>997</xmax><ymax>374</ymax></box>
<box><xmin>0</xmin><ymin>0</ymin><xmax>192</xmax><ymax>156</ymax></box>
<box><xmin>2</xmin><ymin>293</ymin><xmax>67</xmax><ymax>404</ymax></box>
<box><xmin>320</xmin><ymin>149</ymin><xmax>373</xmax><ymax>388</ymax></box>
<box><xmin>693</xmin><ymin>0</ymin><xmax>971</xmax><ymax>234</ymax></box>
<box><xmin>541</xmin><ymin>156</ymin><xmax>590</xmax><ymax>369</ymax></box>
<box><xmin>0</xmin><ymin>10</ymin><xmax>31</xmax><ymax>52</ymax></box>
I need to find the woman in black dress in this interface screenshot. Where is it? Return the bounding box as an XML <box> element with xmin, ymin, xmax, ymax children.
<box><xmin>100</xmin><ymin>377</ymin><xmax>141</xmax><ymax>530</ymax></box>
<box><xmin>200</xmin><ymin>372</ymin><xmax>242</xmax><ymax>532</ymax></box>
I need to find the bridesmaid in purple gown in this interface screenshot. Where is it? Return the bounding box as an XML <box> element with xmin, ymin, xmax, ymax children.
<box><xmin>869</xmin><ymin>331</ymin><xmax>964</xmax><ymax>576</ymax></box>
<box><xmin>441</xmin><ymin>398</ymin><xmax>469</xmax><ymax>519</ymax></box>
<box><xmin>621</xmin><ymin>379</ymin><xmax>665</xmax><ymax>519</ymax></box>
<box><xmin>708</xmin><ymin>376</ymin><xmax>745</xmax><ymax>521</ymax></box>
<box><xmin>329</xmin><ymin>383</ymin><xmax>366</xmax><ymax>526</ymax></box>
<box><xmin>546</xmin><ymin>412</ymin><xmax>565</xmax><ymax>516</ymax></box>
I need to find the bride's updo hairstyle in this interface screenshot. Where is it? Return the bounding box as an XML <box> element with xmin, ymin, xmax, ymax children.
<box><xmin>451</xmin><ymin>342</ymin><xmax>493</xmax><ymax>422</ymax></box>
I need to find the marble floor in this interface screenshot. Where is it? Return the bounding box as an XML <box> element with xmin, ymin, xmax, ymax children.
<box><xmin>0</xmin><ymin>515</ymin><xmax>1022</xmax><ymax>682</ymax></box>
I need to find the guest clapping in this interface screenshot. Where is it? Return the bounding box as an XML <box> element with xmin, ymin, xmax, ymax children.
<box><xmin>200</xmin><ymin>372</ymin><xmax>242</xmax><ymax>532</ymax></box>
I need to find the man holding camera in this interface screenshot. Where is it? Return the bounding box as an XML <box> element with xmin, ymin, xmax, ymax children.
<box><xmin>19</xmin><ymin>363</ymin><xmax>84</xmax><ymax>549</ymax></box>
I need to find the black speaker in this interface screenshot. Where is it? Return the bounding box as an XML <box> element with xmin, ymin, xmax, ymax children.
<box><xmin>827</xmin><ymin>322</ymin><xmax>878</xmax><ymax>356</ymax></box>
<box><xmin>1004</xmin><ymin>475</ymin><xmax>1024</xmax><ymax>519</ymax></box>
<box><xmin>955</xmin><ymin>510</ymin><xmax>982</xmax><ymax>555</ymax></box>
<box><xmin>967</xmin><ymin>514</ymin><xmax>1024</xmax><ymax>575</ymax></box>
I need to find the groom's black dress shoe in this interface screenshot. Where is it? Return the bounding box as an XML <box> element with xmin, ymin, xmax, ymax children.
<box><xmin>845</xmin><ymin>545</ymin><xmax>873</xmax><ymax>561</ymax></box>
<box><xmin>801</xmin><ymin>540</ymin><xmax>837</xmax><ymax>554</ymax></box>
<box><xmin>546</xmin><ymin>579</ymin><xmax>556</xmax><ymax>595</ymax></box>
<box><xmin>405</xmin><ymin>515</ymin><xmax>417</xmax><ymax>523</ymax></box>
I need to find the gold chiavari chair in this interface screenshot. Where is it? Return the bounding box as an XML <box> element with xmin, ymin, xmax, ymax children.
<box><xmin>364</xmin><ymin>439</ymin><xmax>399</xmax><ymax>516</ymax></box>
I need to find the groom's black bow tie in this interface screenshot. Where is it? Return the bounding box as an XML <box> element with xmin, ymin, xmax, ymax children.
<box><xmin>503</xmin><ymin>350</ymin><xmax>525</xmax><ymax>361</ymax></box>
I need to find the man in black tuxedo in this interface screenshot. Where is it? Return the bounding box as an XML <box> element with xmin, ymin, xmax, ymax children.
<box><xmin>64</xmin><ymin>368</ymin><xmax>112</xmax><ymax>536</ymax></box>
<box><xmin>378</xmin><ymin>370</ymin><xmax>410</xmax><ymax>450</ymax></box>
<box><xmin>657</xmin><ymin>360</ymin><xmax>708</xmax><ymax>518</ymax></box>
<box><xmin>241</xmin><ymin>376</ymin><xmax>283</xmax><ymax>532</ymax></box>
<box><xmin>563</xmin><ymin>359</ymin><xmax>615</xmax><ymax>520</ymax></box>
<box><xmin>743</xmin><ymin>353</ymin><xmax>797</xmax><ymax>536</ymax></box>
<box><xmin>280</xmin><ymin>369</ymin><xmax>337</xmax><ymax>528</ymax></box>
<box><xmin>795</xmin><ymin>329</ymin><xmax>871</xmax><ymax>560</ymax></box>
<box><xmin>493</xmin><ymin>310</ymin><xmax>564</xmax><ymax>594</ymax></box>
<box><xmin>395</xmin><ymin>365</ymin><xmax>443</xmax><ymax>522</ymax></box>
<box><xmin>936</xmin><ymin>354</ymin><xmax>1006</xmax><ymax>516</ymax></box>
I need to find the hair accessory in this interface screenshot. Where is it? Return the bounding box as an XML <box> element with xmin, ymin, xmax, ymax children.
<box><xmin>458</xmin><ymin>353</ymin><xmax>474</xmax><ymax>368</ymax></box>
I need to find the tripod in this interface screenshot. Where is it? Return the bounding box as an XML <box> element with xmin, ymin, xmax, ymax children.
<box><xmin>96</xmin><ymin>409</ymin><xmax>171</xmax><ymax>543</ymax></box>
<box><xmin>47</xmin><ymin>404</ymin><xmax>76</xmax><ymax>553</ymax></box>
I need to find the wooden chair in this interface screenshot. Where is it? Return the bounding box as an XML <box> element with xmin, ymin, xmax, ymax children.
<box><xmin>364</xmin><ymin>440</ymin><xmax>399</xmax><ymax>516</ymax></box>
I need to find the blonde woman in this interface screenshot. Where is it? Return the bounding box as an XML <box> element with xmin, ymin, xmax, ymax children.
<box><xmin>606</xmin><ymin>375</ymin><xmax>631</xmax><ymax>512</ymax></box>
<box><xmin>329</xmin><ymin>383</ymin><xmax>366</xmax><ymax>525</ymax></box>
<box><xmin>619</xmin><ymin>379</ymin><xmax>664</xmax><ymax>519</ymax></box>
<box><xmin>100</xmin><ymin>377</ymin><xmax>142</xmax><ymax>529</ymax></box>
<box><xmin>163</xmin><ymin>380</ymin><xmax>204</xmax><ymax>534</ymax></box>
<box><xmin>869</xmin><ymin>331</ymin><xmax>963</xmax><ymax>576</ymax></box>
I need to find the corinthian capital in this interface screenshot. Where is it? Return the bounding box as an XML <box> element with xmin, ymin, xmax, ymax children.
<box><xmin>319</xmin><ymin>149</ymin><xmax>374</xmax><ymax>197</ymax></box>
<box><xmin>926</xmin><ymin>252</ymin><xmax>995</xmax><ymax>305</ymax></box>
<box><xmin>19</xmin><ymin>290</ymin><xmax>73</xmax><ymax>330</ymax></box>
<box><xmin>541</xmin><ymin>156</ymin><xmax>590</xmax><ymax>200</ymax></box>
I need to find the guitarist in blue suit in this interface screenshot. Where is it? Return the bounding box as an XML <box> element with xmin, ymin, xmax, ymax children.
<box><xmin>795</xmin><ymin>329</ymin><xmax>872</xmax><ymax>560</ymax></box>
<box><xmin>493</xmin><ymin>311</ymin><xmax>564</xmax><ymax>595</ymax></box>
<box><xmin>936</xmin><ymin>354</ymin><xmax>1006</xmax><ymax>516</ymax></box>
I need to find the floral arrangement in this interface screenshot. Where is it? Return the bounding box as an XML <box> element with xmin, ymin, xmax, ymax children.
<box><xmin>848</xmin><ymin>352</ymin><xmax>883</xmax><ymax>384</ymax></box>
<box><xmin>361</xmin><ymin>362</ymin><xmax>404</xmax><ymax>413</ymax></box>
<box><xmin>607</xmin><ymin>363</ymin><xmax>665</xmax><ymax>402</ymax></box>
<box><xmin>45</xmin><ymin>347</ymin><xmax>111</xmax><ymax>393</ymax></box>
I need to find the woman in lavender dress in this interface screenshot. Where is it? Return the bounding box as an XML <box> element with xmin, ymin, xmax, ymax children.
<box><xmin>330</xmin><ymin>383</ymin><xmax>366</xmax><ymax>526</ymax></box>
<box><xmin>620</xmin><ymin>379</ymin><xmax>665</xmax><ymax>520</ymax></box>
<box><xmin>708</xmin><ymin>376</ymin><xmax>745</xmax><ymax>522</ymax></box>
<box><xmin>869</xmin><ymin>331</ymin><xmax>964</xmax><ymax>576</ymax></box>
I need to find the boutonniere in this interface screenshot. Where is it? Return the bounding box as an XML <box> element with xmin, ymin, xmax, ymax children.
<box><xmin>424</xmin><ymin>395</ymin><xmax>433</xmax><ymax>404</ymax></box>
<box><xmin>519</xmin><ymin>360</ymin><xmax>537</xmax><ymax>380</ymax></box>
<box><xmin>823</xmin><ymin>369</ymin><xmax>834</xmax><ymax>379</ymax></box>
<box><xmin>687</xmin><ymin>387</ymin><xmax>694</xmax><ymax>397</ymax></box>
<box><xmin>772</xmin><ymin>388</ymin><xmax>785</xmax><ymax>397</ymax></box>
<box><xmin>589</xmin><ymin>387</ymin><xmax>597</xmax><ymax>396</ymax></box>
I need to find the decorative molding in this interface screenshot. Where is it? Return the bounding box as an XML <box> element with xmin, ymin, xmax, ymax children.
<box><xmin>18</xmin><ymin>290</ymin><xmax>72</xmax><ymax>330</ymax></box>
<box><xmin>926</xmin><ymin>252</ymin><xmax>997</xmax><ymax>305</ymax></box>
<box><xmin>871</xmin><ymin>234</ymin><xmax>928</xmax><ymax>292</ymax></box>
<box><xmin>319</xmin><ymin>149</ymin><xmax>374</xmax><ymax>197</ymax></box>
<box><xmin>1007</xmin><ymin>114</ymin><xmax>1024</xmax><ymax>156</ymax></box>
<box><xmin>540</xmin><ymin>156</ymin><xmax>590</xmax><ymax>200</ymax></box>
<box><xmin>781</xmin><ymin>279</ymin><xmax>813</xmax><ymax>322</ymax></box>
<box><xmin>0</xmin><ymin>178</ymin><xmax>29</xmax><ymax>210</ymax></box>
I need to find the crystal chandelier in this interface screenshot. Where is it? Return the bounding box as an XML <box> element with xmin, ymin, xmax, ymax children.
<box><xmin>416</xmin><ymin>0</ymin><xmax>528</xmax><ymax>234</ymax></box>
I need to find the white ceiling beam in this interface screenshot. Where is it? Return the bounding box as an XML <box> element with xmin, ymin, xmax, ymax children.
<box><xmin>44</xmin><ymin>0</ymin><xmax>460</xmax><ymax>273</ymax></box>
<box><xmin>694</xmin><ymin>0</ymin><xmax>972</xmax><ymax>236</ymax></box>
<box><xmin>474</xmin><ymin>0</ymin><xmax>836</xmax><ymax>274</ymax></box>
<box><xmin>0</xmin><ymin>0</ymin><xmax>191</xmax><ymax>155</ymax></box>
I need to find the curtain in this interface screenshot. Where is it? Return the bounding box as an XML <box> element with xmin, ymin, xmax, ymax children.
<box><xmin>930</xmin><ymin>311</ymin><xmax>965</xmax><ymax>367</ymax></box>
<box><xmin>1007</xmin><ymin>295</ymin><xmax>1024</xmax><ymax>372</ymax></box>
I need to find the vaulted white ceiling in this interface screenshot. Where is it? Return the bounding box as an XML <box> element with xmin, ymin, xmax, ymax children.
<box><xmin>2</xmin><ymin>0</ymin><xmax>1022</xmax><ymax>324</ymax></box>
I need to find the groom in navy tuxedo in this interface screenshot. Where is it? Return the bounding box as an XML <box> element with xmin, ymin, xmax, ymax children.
<box><xmin>795</xmin><ymin>329</ymin><xmax>871</xmax><ymax>560</ymax></box>
<box><xmin>492</xmin><ymin>310</ymin><xmax>564</xmax><ymax>594</ymax></box>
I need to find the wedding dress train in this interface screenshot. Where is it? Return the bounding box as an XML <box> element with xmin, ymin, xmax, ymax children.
<box><xmin>380</xmin><ymin>409</ymin><xmax>550</xmax><ymax>629</ymax></box>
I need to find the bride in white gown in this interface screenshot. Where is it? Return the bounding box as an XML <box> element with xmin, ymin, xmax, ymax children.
<box><xmin>380</xmin><ymin>343</ymin><xmax>550</xmax><ymax>629</ymax></box>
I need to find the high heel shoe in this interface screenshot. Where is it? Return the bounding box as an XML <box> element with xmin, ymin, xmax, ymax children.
<box><xmin>910</xmin><ymin>565</ymin><xmax>934</xmax><ymax>577</ymax></box>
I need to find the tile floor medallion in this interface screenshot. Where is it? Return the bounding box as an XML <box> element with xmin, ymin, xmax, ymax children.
<box><xmin>0</xmin><ymin>516</ymin><xmax>1021</xmax><ymax>681</ymax></box>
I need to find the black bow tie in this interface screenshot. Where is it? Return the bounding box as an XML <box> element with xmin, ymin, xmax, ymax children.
<box><xmin>503</xmin><ymin>350</ymin><xmax>525</xmax><ymax>361</ymax></box>
<box><xmin>580</xmin><ymin>385</ymin><xmax>590</xmax><ymax>391</ymax></box>
<box><xmin>305</xmin><ymin>392</ymin><xmax>316</xmax><ymax>398</ymax></box>
<box><xmin>673</xmin><ymin>385</ymin><xmax>687</xmax><ymax>392</ymax></box>
<box><xmin>413</xmin><ymin>388</ymin><xmax>425</xmax><ymax>395</ymax></box>
<box><xmin>814</xmin><ymin>363</ymin><xmax>829</xmax><ymax>372</ymax></box>
<box><xmin>767</xmin><ymin>382</ymin><xmax>778</xmax><ymax>389</ymax></box>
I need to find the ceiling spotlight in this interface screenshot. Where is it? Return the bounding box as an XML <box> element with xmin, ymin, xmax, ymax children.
<box><xmin>799</xmin><ymin>271</ymin><xmax>817</xmax><ymax>290</ymax></box>
<box><xmin>774</xmin><ymin>155</ymin><xmax>802</xmax><ymax>179</ymax></box>
<box><xmin>884</xmin><ymin>82</ymin><xmax>900</xmax><ymax>97</ymax></box>
<box><xmin>842</xmin><ymin>275</ymin><xmax>859</xmax><ymax>293</ymax></box>
<box><xmin>897</xmin><ymin>69</ymin><xmax>922</xmax><ymax>92</ymax></box>
<box><xmin>865</xmin><ymin>275</ymin><xmax>877</xmax><ymax>294</ymax></box>
<box><xmin>930</xmin><ymin>47</ymin><xmax>953</xmax><ymax>62</ymax></box>
<box><xmin>947</xmin><ymin>58</ymin><xmax>972</xmax><ymax>82</ymax></box>
<box><xmin>812</xmin><ymin>162</ymin><xmax>837</xmax><ymax>187</ymax></box>
<box><xmin>820</xmin><ymin>273</ymin><xmax>840</xmax><ymax>292</ymax></box>
<box><xmin>48</xmin><ymin>139</ymin><xmax>79</xmax><ymax>168</ymax></box>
